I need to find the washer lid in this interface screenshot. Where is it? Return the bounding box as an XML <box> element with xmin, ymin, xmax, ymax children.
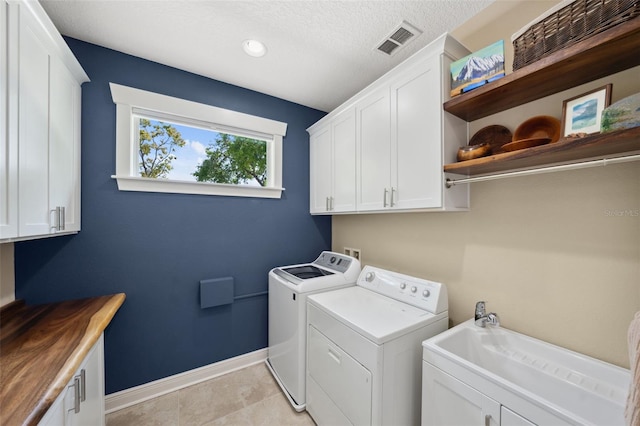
<box><xmin>281</xmin><ymin>265</ymin><xmax>334</xmax><ymax>279</ymax></box>
<box><xmin>270</xmin><ymin>251</ymin><xmax>361</xmax><ymax>293</ymax></box>
<box><xmin>308</xmin><ymin>286</ymin><xmax>447</xmax><ymax>345</ymax></box>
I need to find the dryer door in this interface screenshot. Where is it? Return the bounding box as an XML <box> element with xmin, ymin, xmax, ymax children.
<box><xmin>308</xmin><ymin>325</ymin><xmax>372</xmax><ymax>425</ymax></box>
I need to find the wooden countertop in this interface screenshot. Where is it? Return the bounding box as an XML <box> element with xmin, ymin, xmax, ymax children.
<box><xmin>0</xmin><ymin>293</ymin><xmax>125</xmax><ymax>425</ymax></box>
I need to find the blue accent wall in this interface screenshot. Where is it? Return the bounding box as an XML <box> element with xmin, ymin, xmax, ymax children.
<box><xmin>14</xmin><ymin>38</ymin><xmax>330</xmax><ymax>394</ymax></box>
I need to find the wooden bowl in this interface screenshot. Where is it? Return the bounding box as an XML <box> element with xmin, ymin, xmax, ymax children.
<box><xmin>513</xmin><ymin>115</ymin><xmax>561</xmax><ymax>143</ymax></box>
<box><xmin>457</xmin><ymin>143</ymin><xmax>491</xmax><ymax>161</ymax></box>
<box><xmin>501</xmin><ymin>137</ymin><xmax>551</xmax><ymax>152</ymax></box>
<box><xmin>469</xmin><ymin>125</ymin><xmax>512</xmax><ymax>154</ymax></box>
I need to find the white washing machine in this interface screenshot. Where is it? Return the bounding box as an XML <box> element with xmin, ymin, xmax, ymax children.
<box><xmin>267</xmin><ymin>251</ymin><xmax>361</xmax><ymax>411</ymax></box>
<box><xmin>306</xmin><ymin>265</ymin><xmax>448</xmax><ymax>425</ymax></box>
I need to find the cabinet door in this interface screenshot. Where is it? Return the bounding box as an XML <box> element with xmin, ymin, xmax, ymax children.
<box><xmin>331</xmin><ymin>109</ymin><xmax>356</xmax><ymax>212</ymax></box>
<box><xmin>49</xmin><ymin>55</ymin><xmax>81</xmax><ymax>233</ymax></box>
<box><xmin>73</xmin><ymin>334</ymin><xmax>105</xmax><ymax>426</ymax></box>
<box><xmin>357</xmin><ymin>88</ymin><xmax>391</xmax><ymax>212</ymax></box>
<box><xmin>17</xmin><ymin>6</ymin><xmax>51</xmax><ymax>237</ymax></box>
<box><xmin>0</xmin><ymin>0</ymin><xmax>18</xmax><ymax>239</ymax></box>
<box><xmin>501</xmin><ymin>406</ymin><xmax>536</xmax><ymax>426</ymax></box>
<box><xmin>38</xmin><ymin>388</ymin><xmax>66</xmax><ymax>426</ymax></box>
<box><xmin>422</xmin><ymin>362</ymin><xmax>500</xmax><ymax>426</ymax></box>
<box><xmin>65</xmin><ymin>334</ymin><xmax>105</xmax><ymax>426</ymax></box>
<box><xmin>391</xmin><ymin>59</ymin><xmax>442</xmax><ymax>210</ymax></box>
<box><xmin>309</xmin><ymin>125</ymin><xmax>332</xmax><ymax>214</ymax></box>
<box><xmin>39</xmin><ymin>335</ymin><xmax>105</xmax><ymax>426</ymax></box>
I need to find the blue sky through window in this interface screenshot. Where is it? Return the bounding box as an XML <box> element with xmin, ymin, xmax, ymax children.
<box><xmin>142</xmin><ymin>120</ymin><xmax>219</xmax><ymax>181</ymax></box>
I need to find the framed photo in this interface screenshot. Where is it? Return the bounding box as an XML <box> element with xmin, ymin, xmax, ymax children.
<box><xmin>450</xmin><ymin>40</ymin><xmax>505</xmax><ymax>97</ymax></box>
<box><xmin>561</xmin><ymin>84</ymin><xmax>612</xmax><ymax>137</ymax></box>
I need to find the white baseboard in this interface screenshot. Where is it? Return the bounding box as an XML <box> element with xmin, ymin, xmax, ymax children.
<box><xmin>105</xmin><ymin>348</ymin><xmax>268</xmax><ymax>414</ymax></box>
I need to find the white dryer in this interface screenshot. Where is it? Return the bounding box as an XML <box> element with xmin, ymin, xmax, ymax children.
<box><xmin>267</xmin><ymin>251</ymin><xmax>361</xmax><ymax>411</ymax></box>
<box><xmin>306</xmin><ymin>265</ymin><xmax>448</xmax><ymax>425</ymax></box>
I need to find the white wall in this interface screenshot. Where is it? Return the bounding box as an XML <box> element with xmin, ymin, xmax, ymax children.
<box><xmin>332</xmin><ymin>0</ymin><xmax>640</xmax><ymax>368</ymax></box>
<box><xmin>0</xmin><ymin>243</ymin><xmax>15</xmax><ymax>306</ymax></box>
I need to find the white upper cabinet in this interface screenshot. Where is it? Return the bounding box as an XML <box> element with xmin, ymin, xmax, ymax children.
<box><xmin>310</xmin><ymin>107</ymin><xmax>356</xmax><ymax>214</ymax></box>
<box><xmin>391</xmin><ymin>59</ymin><xmax>443</xmax><ymax>210</ymax></box>
<box><xmin>308</xmin><ymin>33</ymin><xmax>470</xmax><ymax>215</ymax></box>
<box><xmin>357</xmin><ymin>88</ymin><xmax>391</xmax><ymax>212</ymax></box>
<box><xmin>2</xmin><ymin>0</ymin><xmax>88</xmax><ymax>242</ymax></box>
<box><xmin>0</xmin><ymin>1</ymin><xmax>18</xmax><ymax>239</ymax></box>
<box><xmin>310</xmin><ymin>124</ymin><xmax>333</xmax><ymax>213</ymax></box>
<box><xmin>49</xmin><ymin>54</ymin><xmax>82</xmax><ymax>234</ymax></box>
<box><xmin>17</xmin><ymin>5</ymin><xmax>51</xmax><ymax>237</ymax></box>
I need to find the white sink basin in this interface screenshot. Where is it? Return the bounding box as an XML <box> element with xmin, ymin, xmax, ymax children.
<box><xmin>423</xmin><ymin>319</ymin><xmax>630</xmax><ymax>425</ymax></box>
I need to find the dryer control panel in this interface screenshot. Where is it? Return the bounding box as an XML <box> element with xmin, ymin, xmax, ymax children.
<box><xmin>357</xmin><ymin>265</ymin><xmax>448</xmax><ymax>314</ymax></box>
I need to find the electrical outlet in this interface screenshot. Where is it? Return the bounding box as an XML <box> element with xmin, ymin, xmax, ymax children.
<box><xmin>352</xmin><ymin>248</ymin><xmax>361</xmax><ymax>261</ymax></box>
<box><xmin>344</xmin><ymin>248</ymin><xmax>352</xmax><ymax>256</ymax></box>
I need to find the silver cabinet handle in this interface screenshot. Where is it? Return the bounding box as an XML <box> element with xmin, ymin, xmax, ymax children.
<box><xmin>69</xmin><ymin>376</ymin><xmax>81</xmax><ymax>414</ymax></box>
<box><xmin>383</xmin><ymin>188</ymin><xmax>388</xmax><ymax>207</ymax></box>
<box><xmin>325</xmin><ymin>197</ymin><xmax>329</xmax><ymax>211</ymax></box>
<box><xmin>50</xmin><ymin>207</ymin><xmax>60</xmax><ymax>231</ymax></box>
<box><xmin>484</xmin><ymin>414</ymin><xmax>491</xmax><ymax>426</ymax></box>
<box><xmin>390</xmin><ymin>187</ymin><xmax>396</xmax><ymax>207</ymax></box>
<box><xmin>80</xmin><ymin>369</ymin><xmax>86</xmax><ymax>402</ymax></box>
<box><xmin>50</xmin><ymin>206</ymin><xmax>66</xmax><ymax>231</ymax></box>
<box><xmin>59</xmin><ymin>206</ymin><xmax>65</xmax><ymax>231</ymax></box>
<box><xmin>329</xmin><ymin>196</ymin><xmax>334</xmax><ymax>211</ymax></box>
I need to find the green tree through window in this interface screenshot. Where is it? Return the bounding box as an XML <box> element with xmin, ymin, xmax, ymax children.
<box><xmin>138</xmin><ymin>119</ymin><xmax>186</xmax><ymax>178</ymax></box>
<box><xmin>193</xmin><ymin>134</ymin><xmax>267</xmax><ymax>186</ymax></box>
<box><xmin>138</xmin><ymin>118</ymin><xmax>267</xmax><ymax>187</ymax></box>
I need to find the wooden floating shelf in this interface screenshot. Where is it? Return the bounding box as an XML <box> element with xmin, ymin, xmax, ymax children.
<box><xmin>444</xmin><ymin>127</ymin><xmax>640</xmax><ymax>177</ymax></box>
<box><xmin>444</xmin><ymin>18</ymin><xmax>640</xmax><ymax>122</ymax></box>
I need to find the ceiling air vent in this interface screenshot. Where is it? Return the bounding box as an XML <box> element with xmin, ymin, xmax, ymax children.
<box><xmin>376</xmin><ymin>21</ymin><xmax>423</xmax><ymax>56</ymax></box>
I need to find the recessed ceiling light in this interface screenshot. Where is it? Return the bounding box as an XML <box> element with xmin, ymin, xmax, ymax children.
<box><xmin>242</xmin><ymin>39</ymin><xmax>267</xmax><ymax>58</ymax></box>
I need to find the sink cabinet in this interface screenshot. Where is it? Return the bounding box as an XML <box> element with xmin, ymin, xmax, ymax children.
<box><xmin>422</xmin><ymin>362</ymin><xmax>540</xmax><ymax>426</ymax></box>
<box><xmin>308</xmin><ymin>33</ymin><xmax>470</xmax><ymax>215</ymax></box>
<box><xmin>38</xmin><ymin>334</ymin><xmax>105</xmax><ymax>426</ymax></box>
<box><xmin>1</xmin><ymin>0</ymin><xmax>88</xmax><ymax>241</ymax></box>
<box><xmin>421</xmin><ymin>320</ymin><xmax>628</xmax><ymax>425</ymax></box>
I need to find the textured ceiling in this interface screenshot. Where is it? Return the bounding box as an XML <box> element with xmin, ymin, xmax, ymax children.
<box><xmin>40</xmin><ymin>0</ymin><xmax>494</xmax><ymax>112</ymax></box>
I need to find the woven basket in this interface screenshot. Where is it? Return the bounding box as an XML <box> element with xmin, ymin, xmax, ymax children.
<box><xmin>512</xmin><ymin>0</ymin><xmax>640</xmax><ymax>70</ymax></box>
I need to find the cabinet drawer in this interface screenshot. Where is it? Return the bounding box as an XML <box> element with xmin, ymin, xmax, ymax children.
<box><xmin>308</xmin><ymin>325</ymin><xmax>372</xmax><ymax>425</ymax></box>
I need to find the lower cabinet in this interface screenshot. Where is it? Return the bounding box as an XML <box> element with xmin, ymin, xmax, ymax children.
<box><xmin>38</xmin><ymin>335</ymin><xmax>105</xmax><ymax>426</ymax></box>
<box><xmin>422</xmin><ymin>362</ymin><xmax>500</xmax><ymax>426</ymax></box>
<box><xmin>422</xmin><ymin>362</ymin><xmax>537</xmax><ymax>426</ymax></box>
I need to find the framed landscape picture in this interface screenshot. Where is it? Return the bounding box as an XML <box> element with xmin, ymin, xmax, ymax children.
<box><xmin>560</xmin><ymin>84</ymin><xmax>612</xmax><ymax>137</ymax></box>
<box><xmin>450</xmin><ymin>40</ymin><xmax>505</xmax><ymax>97</ymax></box>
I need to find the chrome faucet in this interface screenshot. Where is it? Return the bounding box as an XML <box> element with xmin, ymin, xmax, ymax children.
<box><xmin>475</xmin><ymin>301</ymin><xmax>500</xmax><ymax>328</ymax></box>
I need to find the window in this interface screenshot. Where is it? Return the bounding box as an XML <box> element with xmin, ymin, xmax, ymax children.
<box><xmin>110</xmin><ymin>83</ymin><xmax>287</xmax><ymax>198</ymax></box>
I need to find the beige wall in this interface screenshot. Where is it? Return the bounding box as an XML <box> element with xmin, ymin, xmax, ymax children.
<box><xmin>0</xmin><ymin>243</ymin><xmax>15</xmax><ymax>306</ymax></box>
<box><xmin>332</xmin><ymin>1</ymin><xmax>640</xmax><ymax>368</ymax></box>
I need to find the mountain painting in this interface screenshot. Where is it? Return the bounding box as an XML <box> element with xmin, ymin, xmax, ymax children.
<box><xmin>571</xmin><ymin>99</ymin><xmax>598</xmax><ymax>130</ymax></box>
<box><xmin>450</xmin><ymin>40</ymin><xmax>505</xmax><ymax>97</ymax></box>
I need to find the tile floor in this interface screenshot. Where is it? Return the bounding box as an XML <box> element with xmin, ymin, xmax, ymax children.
<box><xmin>106</xmin><ymin>363</ymin><xmax>315</xmax><ymax>426</ymax></box>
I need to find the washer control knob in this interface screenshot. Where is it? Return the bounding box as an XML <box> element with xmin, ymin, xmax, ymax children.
<box><xmin>422</xmin><ymin>289</ymin><xmax>430</xmax><ymax>298</ymax></box>
<box><xmin>400</xmin><ymin>282</ymin><xmax>407</xmax><ymax>290</ymax></box>
<box><xmin>411</xmin><ymin>286</ymin><xmax>417</xmax><ymax>293</ymax></box>
<box><xmin>365</xmin><ymin>271</ymin><xmax>375</xmax><ymax>282</ymax></box>
<box><xmin>330</xmin><ymin>256</ymin><xmax>336</xmax><ymax>263</ymax></box>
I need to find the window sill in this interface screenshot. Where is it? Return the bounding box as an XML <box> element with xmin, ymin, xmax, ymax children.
<box><xmin>111</xmin><ymin>175</ymin><xmax>284</xmax><ymax>199</ymax></box>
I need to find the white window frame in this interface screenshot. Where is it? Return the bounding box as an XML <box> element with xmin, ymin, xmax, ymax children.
<box><xmin>109</xmin><ymin>83</ymin><xmax>287</xmax><ymax>198</ymax></box>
